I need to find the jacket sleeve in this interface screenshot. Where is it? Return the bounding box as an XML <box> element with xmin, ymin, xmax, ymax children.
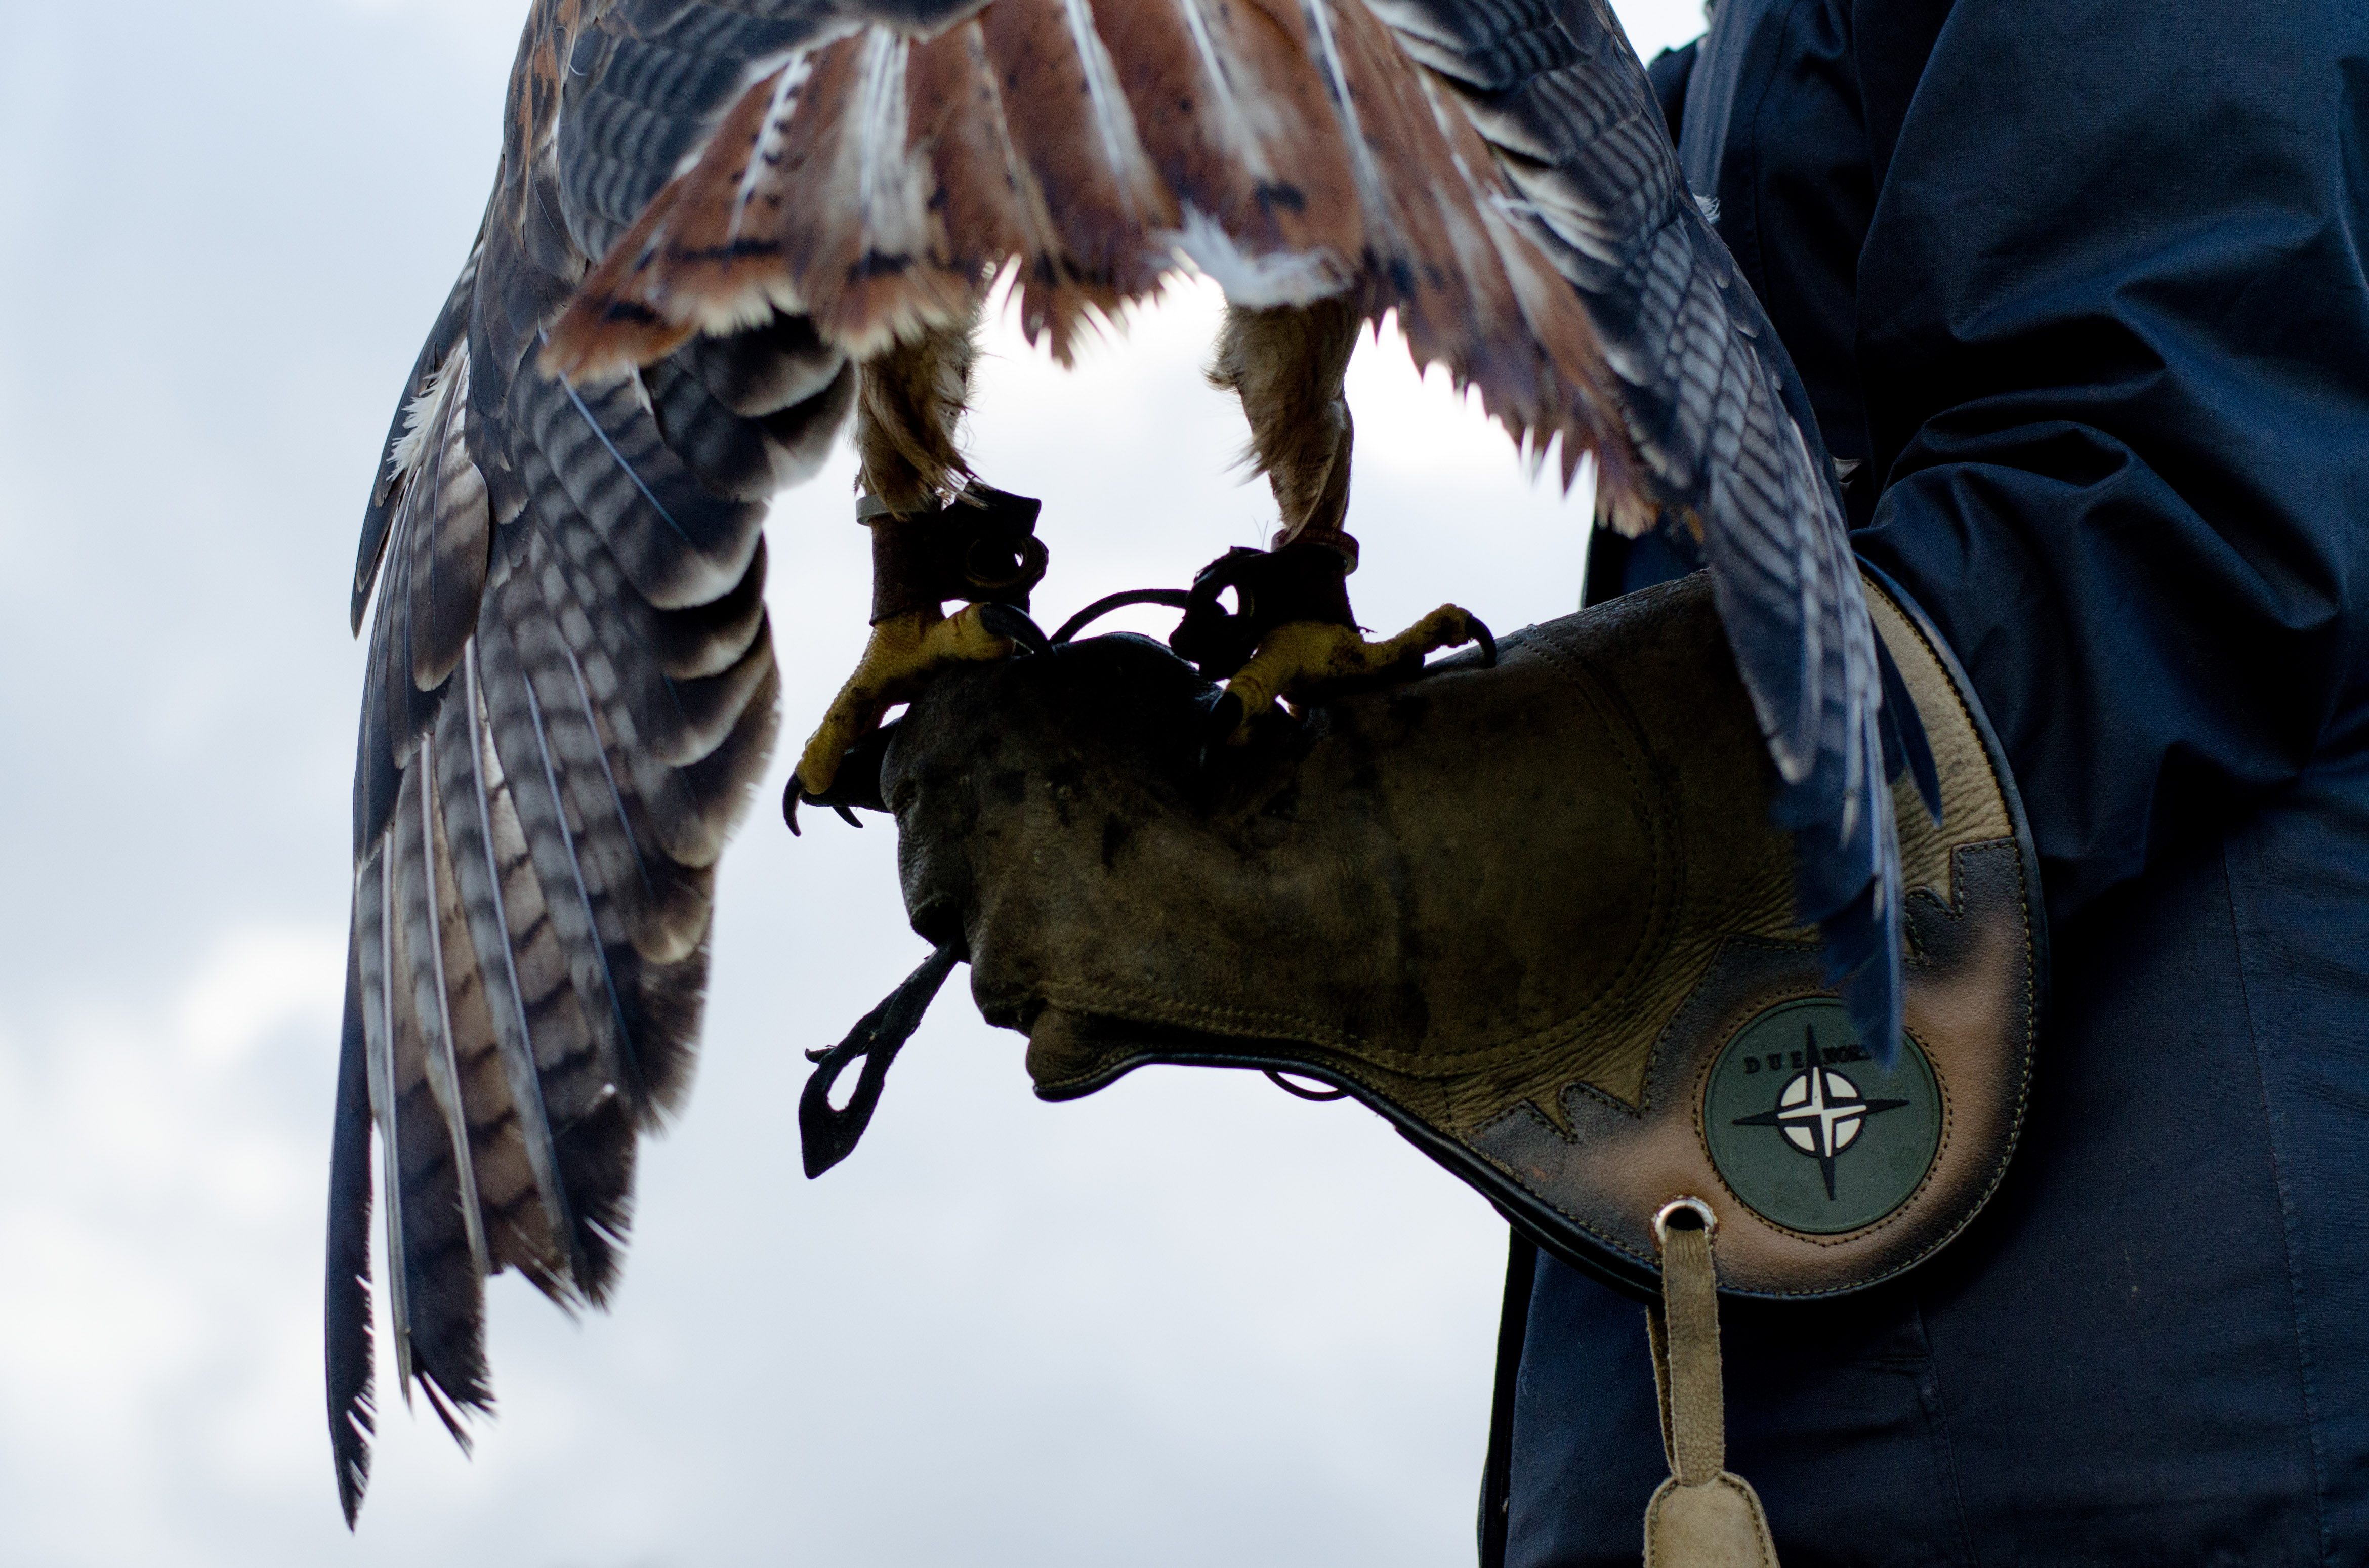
<box><xmin>1847</xmin><ymin>0</ymin><xmax>2369</xmax><ymax>923</ymax></box>
<box><xmin>1646</xmin><ymin>40</ymin><xmax>1698</xmax><ymax>144</ymax></box>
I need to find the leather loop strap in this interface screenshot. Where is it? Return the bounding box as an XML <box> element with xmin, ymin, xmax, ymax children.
<box><xmin>1167</xmin><ymin>537</ymin><xmax>1359</xmax><ymax>680</ymax></box>
<box><xmin>1644</xmin><ymin>1201</ymin><xmax>1781</xmax><ymax>1567</ymax></box>
<box><xmin>863</xmin><ymin>485</ymin><xmax>1047</xmax><ymax>624</ymax></box>
<box><xmin>1650</xmin><ymin>1203</ymin><xmax>1725</xmax><ymax>1485</ymax></box>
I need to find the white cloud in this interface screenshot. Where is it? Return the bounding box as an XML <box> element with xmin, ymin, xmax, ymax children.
<box><xmin>177</xmin><ymin>927</ymin><xmax>345</xmax><ymax>1069</ymax></box>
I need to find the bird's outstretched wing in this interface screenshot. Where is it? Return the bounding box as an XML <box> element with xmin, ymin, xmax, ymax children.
<box><xmin>331</xmin><ymin>0</ymin><xmax>1911</xmax><ymax>1523</ymax></box>
<box><xmin>1368</xmin><ymin>0</ymin><xmax>1915</xmax><ymax>1047</ymax></box>
<box><xmin>330</xmin><ymin>0</ymin><xmax>853</xmax><ymax>1521</ymax></box>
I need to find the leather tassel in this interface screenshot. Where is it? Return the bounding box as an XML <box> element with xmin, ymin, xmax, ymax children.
<box><xmin>1643</xmin><ymin>1199</ymin><xmax>1781</xmax><ymax>1568</ymax></box>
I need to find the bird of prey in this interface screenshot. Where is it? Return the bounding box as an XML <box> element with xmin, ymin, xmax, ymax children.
<box><xmin>328</xmin><ymin>0</ymin><xmax>1913</xmax><ymax>1523</ymax></box>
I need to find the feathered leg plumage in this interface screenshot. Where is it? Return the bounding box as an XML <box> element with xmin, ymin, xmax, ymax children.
<box><xmin>1200</xmin><ymin>300</ymin><xmax>1490</xmax><ymax>739</ymax></box>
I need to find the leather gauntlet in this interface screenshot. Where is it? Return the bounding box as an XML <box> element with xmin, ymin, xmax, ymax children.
<box><xmin>881</xmin><ymin>570</ymin><xmax>2042</xmax><ymax>1300</ymax></box>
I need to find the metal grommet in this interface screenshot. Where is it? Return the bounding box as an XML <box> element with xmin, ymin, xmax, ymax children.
<box><xmin>1651</xmin><ymin>1196</ymin><xmax>1718</xmax><ymax>1250</ymax></box>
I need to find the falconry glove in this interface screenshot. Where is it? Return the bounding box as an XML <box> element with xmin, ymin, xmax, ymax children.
<box><xmin>840</xmin><ymin>566</ymin><xmax>2043</xmax><ymax>1564</ymax></box>
<box><xmin>872</xmin><ymin>566</ymin><xmax>2041</xmax><ymax>1298</ymax></box>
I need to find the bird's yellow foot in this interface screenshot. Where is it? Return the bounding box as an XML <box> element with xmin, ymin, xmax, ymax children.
<box><xmin>795</xmin><ymin>605</ymin><xmax>1014</xmax><ymax>799</ymax></box>
<box><xmin>1211</xmin><ymin>606</ymin><xmax>1494</xmax><ymax>742</ymax></box>
<box><xmin>788</xmin><ymin>484</ymin><xmax>1050</xmax><ymax>828</ymax></box>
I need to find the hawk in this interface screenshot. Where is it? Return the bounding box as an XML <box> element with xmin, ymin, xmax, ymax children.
<box><xmin>328</xmin><ymin>0</ymin><xmax>1915</xmax><ymax>1522</ymax></box>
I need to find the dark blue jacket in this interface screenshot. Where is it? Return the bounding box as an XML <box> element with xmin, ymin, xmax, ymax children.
<box><xmin>1494</xmin><ymin>2</ymin><xmax>2369</xmax><ymax>1562</ymax></box>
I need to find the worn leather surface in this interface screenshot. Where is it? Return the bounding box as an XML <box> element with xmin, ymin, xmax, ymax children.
<box><xmin>883</xmin><ymin>571</ymin><xmax>2040</xmax><ymax>1298</ymax></box>
<box><xmin>1643</xmin><ymin>1476</ymin><xmax>1779</xmax><ymax>1568</ymax></box>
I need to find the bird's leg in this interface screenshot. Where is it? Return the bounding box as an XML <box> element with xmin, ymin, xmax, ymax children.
<box><xmin>794</xmin><ymin>308</ymin><xmax>1047</xmax><ymax>801</ymax></box>
<box><xmin>1188</xmin><ymin>301</ymin><xmax>1487</xmax><ymax>740</ymax></box>
<box><xmin>1210</xmin><ymin>295</ymin><xmax>1361</xmax><ymax>555</ymax></box>
<box><xmin>791</xmin><ymin>493</ymin><xmax>1046</xmax><ymax>798</ymax></box>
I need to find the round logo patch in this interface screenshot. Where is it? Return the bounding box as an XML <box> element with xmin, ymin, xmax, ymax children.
<box><xmin>1702</xmin><ymin>999</ymin><xmax>1941</xmax><ymax>1235</ymax></box>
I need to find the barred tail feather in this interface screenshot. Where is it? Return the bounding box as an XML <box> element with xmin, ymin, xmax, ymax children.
<box><xmin>400</xmin><ymin>746</ymin><xmax>493</xmax><ymax>1287</ymax></box>
<box><xmin>436</xmin><ymin>647</ymin><xmax>590</xmax><ymax>1296</ymax></box>
<box><xmin>326</xmin><ymin>931</ymin><xmax>378</xmax><ymax>1528</ymax></box>
<box><xmin>353</xmin><ymin>850</ymin><xmax>411</xmax><ymax>1397</ymax></box>
<box><xmin>384</xmin><ymin>770</ymin><xmax>493</xmax><ymax>1436</ymax></box>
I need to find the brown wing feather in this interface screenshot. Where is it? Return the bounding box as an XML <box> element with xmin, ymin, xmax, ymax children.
<box><xmin>908</xmin><ymin>20</ymin><xmax>1099</xmax><ymax>352</ymax></box>
<box><xmin>532</xmin><ymin>53</ymin><xmax>829</xmax><ymax>380</ymax></box>
<box><xmin>975</xmin><ymin>0</ymin><xmax>1177</xmax><ymax>319</ymax></box>
<box><xmin>1095</xmin><ymin>0</ymin><xmax>1361</xmax><ymax>302</ymax></box>
<box><xmin>419</xmin><ymin>753</ymin><xmax>569</xmax><ymax>1290</ymax></box>
<box><xmin>1415</xmin><ymin>64</ymin><xmax>1630</xmax><ymax>486</ymax></box>
<box><xmin>546</xmin><ymin>0</ymin><xmax>1625</xmax><ymax>471</ymax></box>
<box><xmin>776</xmin><ymin>31</ymin><xmax>984</xmax><ymax>353</ymax></box>
<box><xmin>397</xmin><ymin>351</ymin><xmax>492</xmax><ymax>691</ymax></box>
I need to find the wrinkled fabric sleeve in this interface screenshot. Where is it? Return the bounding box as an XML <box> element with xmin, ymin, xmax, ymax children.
<box><xmin>1849</xmin><ymin>0</ymin><xmax>2369</xmax><ymax>923</ymax></box>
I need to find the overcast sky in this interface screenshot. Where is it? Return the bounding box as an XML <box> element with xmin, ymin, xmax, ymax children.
<box><xmin>0</xmin><ymin>1</ymin><xmax>1706</xmax><ymax>1562</ymax></box>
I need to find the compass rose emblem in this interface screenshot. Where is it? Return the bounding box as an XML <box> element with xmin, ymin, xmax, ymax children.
<box><xmin>1730</xmin><ymin>1024</ymin><xmax>1910</xmax><ymax>1199</ymax></box>
<box><xmin>1702</xmin><ymin>999</ymin><xmax>1940</xmax><ymax>1233</ymax></box>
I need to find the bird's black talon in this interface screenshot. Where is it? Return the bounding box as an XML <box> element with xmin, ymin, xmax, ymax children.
<box><xmin>787</xmin><ymin>721</ymin><xmax>899</xmax><ymax>839</ymax></box>
<box><xmin>977</xmin><ymin>602</ymin><xmax>1051</xmax><ymax>655</ymax></box>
